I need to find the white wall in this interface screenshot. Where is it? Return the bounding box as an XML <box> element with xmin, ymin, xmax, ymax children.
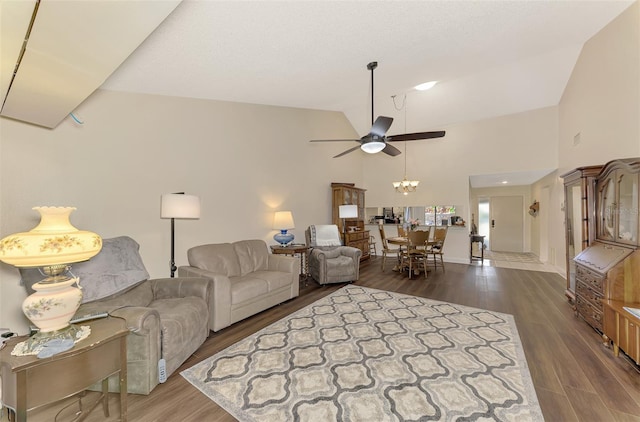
<box><xmin>0</xmin><ymin>90</ymin><xmax>362</xmax><ymax>334</ymax></box>
<box><xmin>364</xmin><ymin>106</ymin><xmax>558</xmax><ymax>264</ymax></box>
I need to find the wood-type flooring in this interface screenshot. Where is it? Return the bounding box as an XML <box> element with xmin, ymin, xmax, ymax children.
<box><xmin>7</xmin><ymin>258</ymin><xmax>640</xmax><ymax>421</ymax></box>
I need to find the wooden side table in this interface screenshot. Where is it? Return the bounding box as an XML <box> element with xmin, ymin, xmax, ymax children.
<box><xmin>270</xmin><ymin>244</ymin><xmax>310</xmax><ymax>282</ymax></box>
<box><xmin>0</xmin><ymin>317</ymin><xmax>129</xmax><ymax>422</ymax></box>
<box><xmin>470</xmin><ymin>234</ymin><xmax>485</xmax><ymax>264</ymax></box>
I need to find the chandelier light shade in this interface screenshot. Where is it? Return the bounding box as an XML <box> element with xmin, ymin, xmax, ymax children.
<box><xmin>161</xmin><ymin>193</ymin><xmax>201</xmax><ymax>277</ymax></box>
<box><xmin>273</xmin><ymin>211</ymin><xmax>295</xmax><ymax>246</ymax></box>
<box><xmin>393</xmin><ymin>178</ymin><xmax>420</xmax><ymax>195</ymax></box>
<box><xmin>0</xmin><ymin>206</ymin><xmax>102</xmax><ymax>353</ymax></box>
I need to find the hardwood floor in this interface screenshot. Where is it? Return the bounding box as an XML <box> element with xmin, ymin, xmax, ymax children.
<box><xmin>8</xmin><ymin>258</ymin><xmax>640</xmax><ymax>421</ymax></box>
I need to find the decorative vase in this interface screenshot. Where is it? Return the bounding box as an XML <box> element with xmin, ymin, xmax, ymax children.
<box><xmin>23</xmin><ymin>275</ymin><xmax>82</xmax><ymax>332</ymax></box>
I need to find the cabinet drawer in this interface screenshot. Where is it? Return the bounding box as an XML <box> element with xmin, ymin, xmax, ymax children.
<box><xmin>347</xmin><ymin>231</ymin><xmax>368</xmax><ymax>241</ymax></box>
<box><xmin>576</xmin><ymin>295</ymin><xmax>603</xmax><ymax>332</ymax></box>
<box><xmin>575</xmin><ymin>266</ymin><xmax>605</xmax><ymax>292</ymax></box>
<box><xmin>576</xmin><ymin>279</ymin><xmax>603</xmax><ymax>307</ymax></box>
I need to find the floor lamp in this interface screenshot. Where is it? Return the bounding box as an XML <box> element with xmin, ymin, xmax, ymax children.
<box><xmin>160</xmin><ymin>193</ymin><xmax>201</xmax><ymax>277</ymax></box>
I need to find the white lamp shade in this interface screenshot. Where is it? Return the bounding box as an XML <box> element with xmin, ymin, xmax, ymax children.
<box><xmin>273</xmin><ymin>211</ymin><xmax>295</xmax><ymax>230</ymax></box>
<box><xmin>0</xmin><ymin>206</ymin><xmax>102</xmax><ymax>268</ymax></box>
<box><xmin>161</xmin><ymin>194</ymin><xmax>201</xmax><ymax>219</ymax></box>
<box><xmin>339</xmin><ymin>205</ymin><xmax>358</xmax><ymax>218</ymax></box>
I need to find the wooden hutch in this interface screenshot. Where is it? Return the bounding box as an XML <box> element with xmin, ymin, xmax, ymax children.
<box><xmin>567</xmin><ymin>158</ymin><xmax>640</xmax><ymax>364</ymax></box>
<box><xmin>331</xmin><ymin>183</ymin><xmax>369</xmax><ymax>261</ymax></box>
<box><xmin>561</xmin><ymin>165</ymin><xmax>602</xmax><ymax>303</ymax></box>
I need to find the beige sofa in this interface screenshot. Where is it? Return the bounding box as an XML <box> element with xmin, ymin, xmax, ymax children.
<box><xmin>178</xmin><ymin>239</ymin><xmax>299</xmax><ymax>332</ymax></box>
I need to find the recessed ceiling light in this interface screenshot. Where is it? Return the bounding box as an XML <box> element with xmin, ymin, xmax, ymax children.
<box><xmin>501</xmin><ymin>181</ymin><xmax>508</xmax><ymax>184</ymax></box>
<box><xmin>414</xmin><ymin>81</ymin><xmax>438</xmax><ymax>91</ymax></box>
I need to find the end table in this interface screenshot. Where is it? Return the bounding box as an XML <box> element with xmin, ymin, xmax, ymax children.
<box><xmin>0</xmin><ymin>317</ymin><xmax>129</xmax><ymax>422</ymax></box>
<box><xmin>270</xmin><ymin>244</ymin><xmax>310</xmax><ymax>283</ymax></box>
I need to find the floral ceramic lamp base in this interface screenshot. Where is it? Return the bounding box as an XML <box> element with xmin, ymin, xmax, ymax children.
<box><xmin>20</xmin><ymin>267</ymin><xmax>83</xmax><ymax>353</ymax></box>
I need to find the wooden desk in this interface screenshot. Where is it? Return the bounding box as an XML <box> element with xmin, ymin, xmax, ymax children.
<box><xmin>0</xmin><ymin>317</ymin><xmax>129</xmax><ymax>422</ymax></box>
<box><xmin>270</xmin><ymin>244</ymin><xmax>309</xmax><ymax>280</ymax></box>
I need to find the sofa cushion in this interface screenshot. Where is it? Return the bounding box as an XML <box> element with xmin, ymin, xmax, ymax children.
<box><xmin>230</xmin><ymin>276</ymin><xmax>269</xmax><ymax>305</ymax></box>
<box><xmin>233</xmin><ymin>240</ymin><xmax>269</xmax><ymax>275</ymax></box>
<box><xmin>188</xmin><ymin>243</ymin><xmax>241</xmax><ymax>277</ymax></box>
<box><xmin>326</xmin><ymin>255</ymin><xmax>356</xmax><ymax>277</ymax></box>
<box><xmin>19</xmin><ymin>236</ymin><xmax>150</xmax><ymax>303</ymax></box>
<box><xmin>251</xmin><ymin>270</ymin><xmax>293</xmax><ymax>292</ymax></box>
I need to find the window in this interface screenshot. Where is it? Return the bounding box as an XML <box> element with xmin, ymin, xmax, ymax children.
<box><xmin>424</xmin><ymin>206</ymin><xmax>456</xmax><ymax>226</ymax></box>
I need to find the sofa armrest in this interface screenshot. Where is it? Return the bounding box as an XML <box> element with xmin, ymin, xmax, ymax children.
<box><xmin>267</xmin><ymin>254</ymin><xmax>299</xmax><ymax>274</ymax></box>
<box><xmin>178</xmin><ymin>266</ymin><xmax>232</xmax><ymax>332</ymax></box>
<box><xmin>149</xmin><ymin>277</ymin><xmax>211</xmax><ymax>301</ymax></box>
<box><xmin>109</xmin><ymin>306</ymin><xmax>161</xmax><ymax>337</ymax></box>
<box><xmin>337</xmin><ymin>246</ymin><xmax>362</xmax><ymax>260</ymax></box>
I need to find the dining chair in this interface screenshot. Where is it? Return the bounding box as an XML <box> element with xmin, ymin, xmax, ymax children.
<box><xmin>378</xmin><ymin>225</ymin><xmax>401</xmax><ymax>271</ymax></box>
<box><xmin>400</xmin><ymin>230</ymin><xmax>430</xmax><ymax>279</ymax></box>
<box><xmin>397</xmin><ymin>225</ymin><xmax>407</xmax><ymax>237</ymax></box>
<box><xmin>427</xmin><ymin>226</ymin><xmax>448</xmax><ymax>272</ymax></box>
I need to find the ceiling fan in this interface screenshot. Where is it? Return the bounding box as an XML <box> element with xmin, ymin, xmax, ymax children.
<box><xmin>310</xmin><ymin>61</ymin><xmax>445</xmax><ymax>158</ymax></box>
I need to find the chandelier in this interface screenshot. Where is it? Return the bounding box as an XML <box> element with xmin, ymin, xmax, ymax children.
<box><xmin>392</xmin><ymin>94</ymin><xmax>419</xmax><ymax>195</ymax></box>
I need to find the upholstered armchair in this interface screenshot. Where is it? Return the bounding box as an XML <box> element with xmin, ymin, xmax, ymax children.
<box><xmin>305</xmin><ymin>225</ymin><xmax>362</xmax><ymax>285</ymax></box>
<box><xmin>19</xmin><ymin>236</ymin><xmax>211</xmax><ymax>395</ymax></box>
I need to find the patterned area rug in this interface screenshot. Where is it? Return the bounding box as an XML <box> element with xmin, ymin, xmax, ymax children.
<box><xmin>181</xmin><ymin>286</ymin><xmax>543</xmax><ymax>421</ymax></box>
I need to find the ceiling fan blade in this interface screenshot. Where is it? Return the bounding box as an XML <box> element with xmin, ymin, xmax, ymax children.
<box><xmin>370</xmin><ymin>116</ymin><xmax>393</xmax><ymax>137</ymax></box>
<box><xmin>310</xmin><ymin>139</ymin><xmax>360</xmax><ymax>143</ymax></box>
<box><xmin>382</xmin><ymin>143</ymin><xmax>402</xmax><ymax>156</ymax></box>
<box><xmin>388</xmin><ymin>130</ymin><xmax>446</xmax><ymax>142</ymax></box>
<box><xmin>333</xmin><ymin>145</ymin><xmax>362</xmax><ymax>158</ymax></box>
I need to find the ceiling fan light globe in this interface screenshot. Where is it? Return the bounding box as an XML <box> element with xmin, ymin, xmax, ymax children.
<box><xmin>361</xmin><ymin>141</ymin><xmax>385</xmax><ymax>154</ymax></box>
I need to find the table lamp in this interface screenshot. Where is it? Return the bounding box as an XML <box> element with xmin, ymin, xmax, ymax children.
<box><xmin>339</xmin><ymin>205</ymin><xmax>358</xmax><ymax>236</ymax></box>
<box><xmin>161</xmin><ymin>193</ymin><xmax>201</xmax><ymax>277</ymax></box>
<box><xmin>0</xmin><ymin>207</ymin><xmax>102</xmax><ymax>353</ymax></box>
<box><xmin>273</xmin><ymin>211</ymin><xmax>295</xmax><ymax>246</ymax></box>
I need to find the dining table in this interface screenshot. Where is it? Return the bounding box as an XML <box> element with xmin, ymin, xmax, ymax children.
<box><xmin>387</xmin><ymin>236</ymin><xmax>437</xmax><ymax>274</ymax></box>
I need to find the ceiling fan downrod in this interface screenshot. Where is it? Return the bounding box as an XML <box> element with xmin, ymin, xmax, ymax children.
<box><xmin>367</xmin><ymin>61</ymin><xmax>377</xmax><ymax>126</ymax></box>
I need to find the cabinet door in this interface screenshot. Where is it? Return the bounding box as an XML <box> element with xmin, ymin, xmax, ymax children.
<box><xmin>597</xmin><ymin>176</ymin><xmax>616</xmax><ymax>241</ymax></box>
<box><xmin>616</xmin><ymin>171</ymin><xmax>638</xmax><ymax>245</ymax></box>
<box><xmin>565</xmin><ymin>182</ymin><xmax>582</xmax><ymax>297</ymax></box>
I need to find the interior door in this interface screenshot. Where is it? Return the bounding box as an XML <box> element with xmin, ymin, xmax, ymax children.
<box><xmin>490</xmin><ymin>196</ymin><xmax>524</xmax><ymax>252</ymax></box>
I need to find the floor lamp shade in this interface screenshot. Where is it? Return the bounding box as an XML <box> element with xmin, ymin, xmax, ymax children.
<box><xmin>160</xmin><ymin>194</ymin><xmax>201</xmax><ymax>219</ymax></box>
<box><xmin>338</xmin><ymin>205</ymin><xmax>358</xmax><ymax>219</ymax></box>
<box><xmin>161</xmin><ymin>193</ymin><xmax>201</xmax><ymax>278</ymax></box>
<box><xmin>273</xmin><ymin>211</ymin><xmax>295</xmax><ymax>246</ymax></box>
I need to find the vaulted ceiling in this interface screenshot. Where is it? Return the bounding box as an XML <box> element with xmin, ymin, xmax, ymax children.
<box><xmin>101</xmin><ymin>0</ymin><xmax>634</xmax><ymax>138</ymax></box>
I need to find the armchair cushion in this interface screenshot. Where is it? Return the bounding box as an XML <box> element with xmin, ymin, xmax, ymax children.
<box><xmin>308</xmin><ymin>224</ymin><xmax>342</xmax><ymax>246</ymax></box>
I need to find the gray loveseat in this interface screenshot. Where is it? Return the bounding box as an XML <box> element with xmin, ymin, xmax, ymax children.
<box><xmin>178</xmin><ymin>239</ymin><xmax>299</xmax><ymax>332</ymax></box>
<box><xmin>20</xmin><ymin>236</ymin><xmax>211</xmax><ymax>395</ymax></box>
